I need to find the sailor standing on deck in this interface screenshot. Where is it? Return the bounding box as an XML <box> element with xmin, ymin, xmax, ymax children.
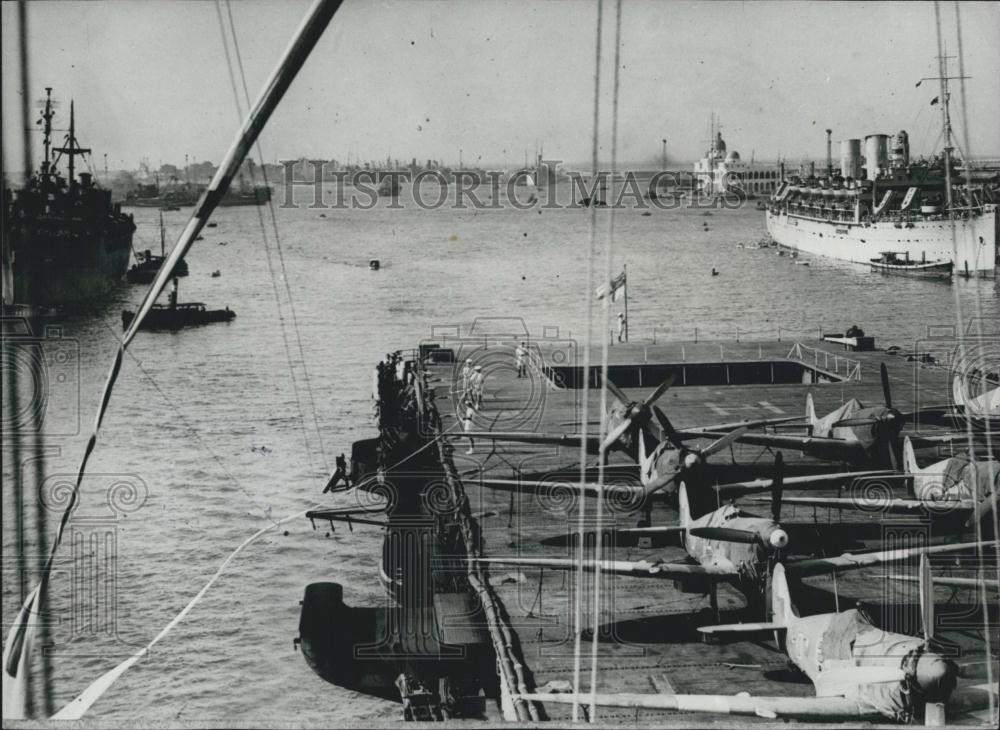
<box><xmin>323</xmin><ymin>453</ymin><xmax>351</xmax><ymax>493</ymax></box>
<box><xmin>169</xmin><ymin>277</ymin><xmax>179</xmax><ymax>309</ymax></box>
<box><xmin>515</xmin><ymin>341</ymin><xmax>528</xmax><ymax>378</ymax></box>
<box><xmin>617</xmin><ymin>312</ymin><xmax>626</xmax><ymax>343</ymax></box>
<box><xmin>459</xmin><ymin>358</ymin><xmax>473</xmax><ymax>401</ymax></box>
<box><xmin>471</xmin><ymin>365</ymin><xmax>485</xmax><ymax>408</ymax></box>
<box><xmin>462</xmin><ymin>399</ymin><xmax>476</xmax><ymax>454</ymax></box>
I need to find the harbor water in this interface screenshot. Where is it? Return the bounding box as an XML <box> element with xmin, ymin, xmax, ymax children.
<box><xmin>3</xmin><ymin>184</ymin><xmax>997</xmax><ymax>723</ymax></box>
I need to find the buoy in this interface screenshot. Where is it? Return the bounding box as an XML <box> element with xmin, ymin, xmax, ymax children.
<box><xmin>369</xmin><ymin>259</ymin><xmax>380</xmax><ymax>270</ymax></box>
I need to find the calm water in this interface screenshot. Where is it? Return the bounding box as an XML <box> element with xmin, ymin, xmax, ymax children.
<box><xmin>3</xmin><ymin>184</ymin><xmax>997</xmax><ymax>723</ymax></box>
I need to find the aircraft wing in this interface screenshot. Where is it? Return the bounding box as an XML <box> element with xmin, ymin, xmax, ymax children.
<box><xmin>517</xmin><ymin>691</ymin><xmax>883</xmax><ymax>721</ymax></box>
<box><xmin>459</xmin><ymin>431</ymin><xmax>598</xmax><ymax>449</ymax></box>
<box><xmin>680</xmin><ymin>430</ymin><xmax>866</xmax><ymax>461</ymax></box>
<box><xmin>475</xmin><ymin>477</ymin><xmax>648</xmax><ymax>503</ymax></box>
<box><xmin>787</xmin><ymin>540</ymin><xmax>995</xmax><ymax>578</ymax></box>
<box><xmin>906</xmin><ymin>432</ymin><xmax>995</xmax><ymax>448</ymax></box>
<box><xmin>687</xmin><ymin>415</ymin><xmax>806</xmax><ymax>432</ymax></box>
<box><xmin>755</xmin><ymin>495</ymin><xmax>977</xmax><ymax>515</ymax></box>
<box><xmin>478</xmin><ymin>556</ymin><xmax>736</xmax><ymax>579</ymax></box>
<box><xmin>714</xmin><ymin>470</ymin><xmax>899</xmax><ymax>500</ymax></box>
<box><xmin>539</xmin><ymin>525</ymin><xmax>686</xmax><ymax>549</ymax></box>
<box><xmin>886</xmin><ymin>574</ymin><xmax>1000</xmax><ymax>591</ymax></box>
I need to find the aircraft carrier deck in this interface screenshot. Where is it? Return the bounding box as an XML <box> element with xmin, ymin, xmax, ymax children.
<box><xmin>413</xmin><ymin>328</ymin><xmax>997</xmax><ymax>724</ymax></box>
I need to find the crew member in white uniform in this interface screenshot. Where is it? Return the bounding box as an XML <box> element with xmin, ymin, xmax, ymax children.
<box><xmin>515</xmin><ymin>341</ymin><xmax>528</xmax><ymax>378</ymax></box>
<box><xmin>471</xmin><ymin>365</ymin><xmax>485</xmax><ymax>408</ymax></box>
<box><xmin>462</xmin><ymin>399</ymin><xmax>476</xmax><ymax>454</ymax></box>
<box><xmin>459</xmin><ymin>358</ymin><xmax>473</xmax><ymax>401</ymax></box>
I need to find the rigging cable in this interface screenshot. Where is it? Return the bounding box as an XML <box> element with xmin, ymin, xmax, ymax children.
<box><xmin>949</xmin><ymin>2</ymin><xmax>997</xmax><ymax>720</ymax></box>
<box><xmin>215</xmin><ymin>0</ymin><xmax>330</xmax><ymax>481</ymax></box>
<box><xmin>590</xmin><ymin>0</ymin><xmax>624</xmax><ymax>719</ymax></box>
<box><xmin>0</xmin><ymin>0</ymin><xmax>342</xmax><ymax>719</ymax></box>
<box><xmin>50</xmin><ymin>416</ymin><xmax>460</xmax><ymax>718</ymax></box>
<box><xmin>572</xmin><ymin>0</ymin><xmax>604</xmax><ymax>721</ymax></box>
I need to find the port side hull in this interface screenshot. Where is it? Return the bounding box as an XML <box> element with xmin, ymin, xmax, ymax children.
<box><xmin>765</xmin><ymin>206</ymin><xmax>997</xmax><ymax>277</ymax></box>
<box><xmin>10</xmin><ymin>224</ymin><xmax>133</xmax><ymax>304</ymax></box>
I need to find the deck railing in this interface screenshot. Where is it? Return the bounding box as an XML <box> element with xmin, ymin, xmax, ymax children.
<box><xmin>787</xmin><ymin>341</ymin><xmax>862</xmax><ymax>381</ymax></box>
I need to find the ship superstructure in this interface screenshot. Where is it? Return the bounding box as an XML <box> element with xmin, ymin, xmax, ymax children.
<box><xmin>2</xmin><ymin>89</ymin><xmax>136</xmax><ymax>305</ymax></box>
<box><xmin>765</xmin><ymin>66</ymin><xmax>998</xmax><ymax>277</ymax></box>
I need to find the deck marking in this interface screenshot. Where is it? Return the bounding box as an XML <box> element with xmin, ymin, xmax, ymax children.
<box><xmin>649</xmin><ymin>673</ymin><xmax>677</xmax><ymax>695</ymax></box>
<box><xmin>756</xmin><ymin>401</ymin><xmax>786</xmax><ymax>414</ymax></box>
<box><xmin>706</xmin><ymin>403</ymin><xmax>760</xmax><ymax>417</ymax></box>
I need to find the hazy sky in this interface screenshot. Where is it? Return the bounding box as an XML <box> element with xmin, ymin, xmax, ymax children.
<box><xmin>3</xmin><ymin>0</ymin><xmax>998</xmax><ymax>172</ymax></box>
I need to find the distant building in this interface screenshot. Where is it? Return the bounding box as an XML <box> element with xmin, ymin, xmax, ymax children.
<box><xmin>694</xmin><ymin>131</ymin><xmax>782</xmax><ymax>196</ymax></box>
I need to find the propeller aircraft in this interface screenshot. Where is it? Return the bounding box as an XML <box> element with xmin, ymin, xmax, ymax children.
<box><xmin>515</xmin><ymin>553</ymin><xmax>998</xmax><ymax>725</ymax></box>
<box><xmin>952</xmin><ymin>373</ymin><xmax>1000</xmax><ymax>421</ymax></box>
<box><xmin>686</xmin><ymin>364</ymin><xmax>979</xmax><ymax>471</ymax></box>
<box><xmin>479</xmin><ymin>455</ymin><xmax>992</xmax><ymax>619</ymax></box>
<box><xmin>753</xmin><ymin>436</ymin><xmax>998</xmax><ymax>534</ymax></box>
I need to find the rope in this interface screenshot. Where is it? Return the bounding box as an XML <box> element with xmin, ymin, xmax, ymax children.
<box><xmin>572</xmin><ymin>0</ymin><xmax>604</xmax><ymax>721</ymax></box>
<box><xmin>590</xmin><ymin>0</ymin><xmax>624</xmax><ymax>719</ymax></box>
<box><xmin>222</xmin><ymin>0</ymin><xmax>331</xmax><ymax>479</ymax></box>
<box><xmin>949</xmin><ymin>2</ymin><xmax>997</xmax><ymax>721</ymax></box>
<box><xmin>50</xmin><ymin>506</ymin><xmax>315</xmax><ymax>719</ymax></box>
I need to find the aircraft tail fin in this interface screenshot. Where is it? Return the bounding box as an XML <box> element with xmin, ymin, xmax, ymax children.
<box><xmin>678</xmin><ymin>481</ymin><xmax>692</xmax><ymax>554</ymax></box>
<box><xmin>678</xmin><ymin>480</ymin><xmax>691</xmax><ymax>529</ymax></box>
<box><xmin>902</xmin><ymin>436</ymin><xmax>919</xmax><ymax>477</ymax></box>
<box><xmin>770</xmin><ymin>563</ymin><xmax>796</xmax><ymax>627</ymax></box>
<box><xmin>952</xmin><ymin>374</ymin><xmax>967</xmax><ymax>409</ymax></box>
<box><xmin>806</xmin><ymin>393</ymin><xmax>817</xmax><ymax>429</ymax></box>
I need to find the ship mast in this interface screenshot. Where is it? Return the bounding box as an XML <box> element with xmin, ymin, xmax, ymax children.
<box><xmin>51</xmin><ymin>100</ymin><xmax>91</xmax><ymax>183</ymax></box>
<box><xmin>39</xmin><ymin>87</ymin><xmax>55</xmax><ymax>183</ymax></box>
<box><xmin>918</xmin><ymin>5</ymin><xmax>971</xmax><ymax>216</ymax></box>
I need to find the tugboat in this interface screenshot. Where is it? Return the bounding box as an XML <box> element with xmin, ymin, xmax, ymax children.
<box><xmin>125</xmin><ymin>213</ymin><xmax>189</xmax><ymax>284</ymax></box>
<box><xmin>2</xmin><ymin>89</ymin><xmax>136</xmax><ymax>306</ymax></box>
<box><xmin>121</xmin><ymin>278</ymin><xmax>235</xmax><ymax>330</ymax></box>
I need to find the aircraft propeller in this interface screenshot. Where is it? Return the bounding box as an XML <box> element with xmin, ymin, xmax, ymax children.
<box><xmin>641</xmin><ymin>415</ymin><xmax>749</xmax><ymax>496</ymax></box>
<box><xmin>690</xmin><ymin>453</ymin><xmax>789</xmax><ymax>552</ymax></box>
<box><xmin>832</xmin><ymin>364</ymin><xmax>905</xmax><ymax>469</ymax></box>
<box><xmin>598</xmin><ymin>374</ymin><xmax>674</xmax><ymax>455</ymax></box>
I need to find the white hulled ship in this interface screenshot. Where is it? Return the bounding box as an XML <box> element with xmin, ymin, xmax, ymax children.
<box><xmin>765</xmin><ymin>69</ymin><xmax>997</xmax><ymax>278</ymax></box>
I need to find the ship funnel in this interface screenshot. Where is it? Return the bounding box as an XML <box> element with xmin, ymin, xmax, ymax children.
<box><xmin>890</xmin><ymin>130</ymin><xmax>910</xmax><ymax>168</ymax></box>
<box><xmin>840</xmin><ymin>139</ymin><xmax>861</xmax><ymax>179</ymax></box>
<box><xmin>864</xmin><ymin>134</ymin><xmax>889</xmax><ymax>180</ymax></box>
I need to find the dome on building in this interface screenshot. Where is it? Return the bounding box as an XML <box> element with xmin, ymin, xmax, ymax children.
<box><xmin>726</xmin><ymin>150</ymin><xmax>740</xmax><ymax>161</ymax></box>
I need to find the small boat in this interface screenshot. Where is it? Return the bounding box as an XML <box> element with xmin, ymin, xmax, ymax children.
<box><xmin>369</xmin><ymin>259</ymin><xmax>380</xmax><ymax>270</ymax></box>
<box><xmin>122</xmin><ymin>302</ymin><xmax>235</xmax><ymax>330</ymax></box>
<box><xmin>870</xmin><ymin>251</ymin><xmax>953</xmax><ymax>279</ymax></box>
<box><xmin>159</xmin><ymin>205</ymin><xmax>181</xmax><ymax>212</ymax></box>
<box><xmin>211</xmin><ymin>270</ymin><xmax>221</xmax><ymax>278</ymax></box>
<box><xmin>207</xmin><ymin>222</ymin><xmax>218</xmax><ymax>228</ymax></box>
<box><xmin>122</xmin><ymin>279</ymin><xmax>235</xmax><ymax>330</ymax></box>
<box><xmin>125</xmin><ymin>213</ymin><xmax>188</xmax><ymax>284</ymax></box>
<box><xmin>795</xmin><ymin>260</ymin><xmax>811</xmax><ymax>266</ymax></box>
